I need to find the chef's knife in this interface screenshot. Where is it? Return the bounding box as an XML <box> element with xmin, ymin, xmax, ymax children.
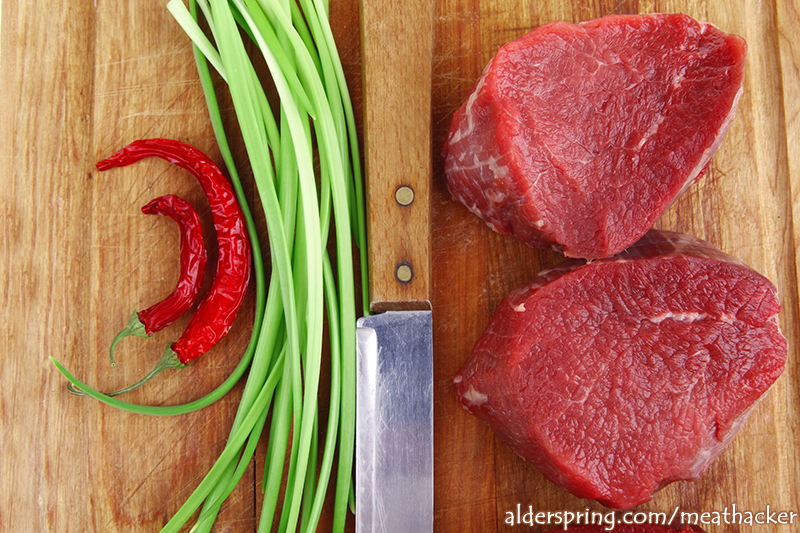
<box><xmin>356</xmin><ymin>0</ymin><xmax>433</xmax><ymax>531</ymax></box>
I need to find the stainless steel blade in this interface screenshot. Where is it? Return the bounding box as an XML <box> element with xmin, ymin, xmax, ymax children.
<box><xmin>356</xmin><ymin>310</ymin><xmax>434</xmax><ymax>533</ymax></box>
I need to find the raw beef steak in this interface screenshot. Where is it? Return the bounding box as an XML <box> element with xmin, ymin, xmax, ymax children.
<box><xmin>443</xmin><ymin>14</ymin><xmax>746</xmax><ymax>259</ymax></box>
<box><xmin>453</xmin><ymin>230</ymin><xmax>786</xmax><ymax>509</ymax></box>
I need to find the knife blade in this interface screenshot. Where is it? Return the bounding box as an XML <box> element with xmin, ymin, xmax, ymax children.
<box><xmin>356</xmin><ymin>0</ymin><xmax>434</xmax><ymax>530</ymax></box>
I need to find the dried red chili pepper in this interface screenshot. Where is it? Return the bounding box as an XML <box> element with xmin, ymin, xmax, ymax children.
<box><xmin>91</xmin><ymin>138</ymin><xmax>251</xmax><ymax>395</ymax></box>
<box><xmin>108</xmin><ymin>194</ymin><xmax>208</xmax><ymax>366</ymax></box>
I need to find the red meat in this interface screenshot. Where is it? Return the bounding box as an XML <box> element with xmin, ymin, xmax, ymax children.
<box><xmin>453</xmin><ymin>230</ymin><xmax>786</xmax><ymax>509</ymax></box>
<box><xmin>443</xmin><ymin>14</ymin><xmax>746</xmax><ymax>259</ymax></box>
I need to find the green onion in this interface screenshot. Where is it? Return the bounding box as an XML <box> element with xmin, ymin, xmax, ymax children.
<box><xmin>52</xmin><ymin>0</ymin><xmax>368</xmax><ymax>533</ymax></box>
<box><xmin>51</xmin><ymin>0</ymin><xmax>365</xmax><ymax>528</ymax></box>
<box><xmin>167</xmin><ymin>0</ymin><xmax>365</xmax><ymax>531</ymax></box>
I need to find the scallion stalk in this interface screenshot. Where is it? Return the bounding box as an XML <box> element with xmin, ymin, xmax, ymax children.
<box><xmin>164</xmin><ymin>0</ymin><xmax>367</xmax><ymax>531</ymax></box>
<box><xmin>54</xmin><ymin>0</ymin><xmax>366</xmax><ymax>529</ymax></box>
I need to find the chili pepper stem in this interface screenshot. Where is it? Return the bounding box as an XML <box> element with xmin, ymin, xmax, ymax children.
<box><xmin>68</xmin><ymin>344</ymin><xmax>188</xmax><ymax>397</ymax></box>
<box><xmin>109</xmin><ymin>310</ymin><xmax>151</xmax><ymax>366</ymax></box>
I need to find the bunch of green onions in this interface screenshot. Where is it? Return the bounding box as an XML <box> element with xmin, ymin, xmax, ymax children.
<box><xmin>52</xmin><ymin>0</ymin><xmax>367</xmax><ymax>530</ymax></box>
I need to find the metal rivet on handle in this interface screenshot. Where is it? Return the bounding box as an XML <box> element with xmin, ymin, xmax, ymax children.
<box><xmin>395</xmin><ymin>185</ymin><xmax>415</xmax><ymax>206</ymax></box>
<box><xmin>395</xmin><ymin>262</ymin><xmax>414</xmax><ymax>284</ymax></box>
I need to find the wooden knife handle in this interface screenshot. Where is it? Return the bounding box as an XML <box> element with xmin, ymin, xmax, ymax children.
<box><xmin>360</xmin><ymin>0</ymin><xmax>433</xmax><ymax>313</ymax></box>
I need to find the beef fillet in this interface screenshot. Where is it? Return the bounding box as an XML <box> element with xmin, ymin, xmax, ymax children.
<box><xmin>454</xmin><ymin>230</ymin><xmax>787</xmax><ymax>509</ymax></box>
<box><xmin>443</xmin><ymin>14</ymin><xmax>746</xmax><ymax>259</ymax></box>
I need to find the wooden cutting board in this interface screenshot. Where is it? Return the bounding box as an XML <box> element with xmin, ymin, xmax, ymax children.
<box><xmin>2</xmin><ymin>0</ymin><xmax>798</xmax><ymax>532</ymax></box>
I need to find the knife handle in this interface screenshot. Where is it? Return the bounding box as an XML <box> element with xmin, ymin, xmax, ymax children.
<box><xmin>361</xmin><ymin>0</ymin><xmax>433</xmax><ymax>313</ymax></box>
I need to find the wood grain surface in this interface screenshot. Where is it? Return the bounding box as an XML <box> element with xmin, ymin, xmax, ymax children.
<box><xmin>362</xmin><ymin>0</ymin><xmax>433</xmax><ymax>311</ymax></box>
<box><xmin>2</xmin><ymin>0</ymin><xmax>798</xmax><ymax>532</ymax></box>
